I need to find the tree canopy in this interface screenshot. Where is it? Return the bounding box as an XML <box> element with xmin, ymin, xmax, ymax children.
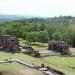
<box><xmin>0</xmin><ymin>16</ymin><xmax>75</xmax><ymax>47</ymax></box>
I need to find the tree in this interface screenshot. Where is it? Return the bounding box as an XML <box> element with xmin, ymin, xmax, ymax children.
<box><xmin>38</xmin><ymin>31</ymin><xmax>49</xmax><ymax>44</ymax></box>
<box><xmin>52</xmin><ymin>31</ymin><xmax>63</xmax><ymax>40</ymax></box>
<box><xmin>26</xmin><ymin>32</ymin><xmax>38</xmax><ymax>43</ymax></box>
<box><xmin>69</xmin><ymin>24</ymin><xmax>75</xmax><ymax>47</ymax></box>
<box><xmin>26</xmin><ymin>31</ymin><xmax>49</xmax><ymax>44</ymax></box>
<box><xmin>40</xmin><ymin>24</ymin><xmax>45</xmax><ymax>31</ymax></box>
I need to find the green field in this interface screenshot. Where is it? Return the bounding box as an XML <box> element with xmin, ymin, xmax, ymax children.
<box><xmin>0</xmin><ymin>50</ymin><xmax>75</xmax><ymax>75</ymax></box>
<box><xmin>19</xmin><ymin>39</ymin><xmax>75</xmax><ymax>75</ymax></box>
<box><xmin>19</xmin><ymin>38</ymin><xmax>48</xmax><ymax>51</ymax></box>
<box><xmin>41</xmin><ymin>56</ymin><xmax>75</xmax><ymax>75</ymax></box>
<box><xmin>0</xmin><ymin>39</ymin><xmax>75</xmax><ymax>75</ymax></box>
<box><xmin>0</xmin><ymin>52</ymin><xmax>44</xmax><ymax>75</ymax></box>
<box><xmin>15</xmin><ymin>52</ymin><xmax>75</xmax><ymax>75</ymax></box>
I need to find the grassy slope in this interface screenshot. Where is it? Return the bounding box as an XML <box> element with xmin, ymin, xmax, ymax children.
<box><xmin>14</xmin><ymin>53</ymin><xmax>75</xmax><ymax>75</ymax></box>
<box><xmin>0</xmin><ymin>51</ymin><xmax>75</xmax><ymax>75</ymax></box>
<box><xmin>41</xmin><ymin>56</ymin><xmax>75</xmax><ymax>75</ymax></box>
<box><xmin>0</xmin><ymin>38</ymin><xmax>75</xmax><ymax>75</ymax></box>
<box><xmin>0</xmin><ymin>50</ymin><xmax>75</xmax><ymax>75</ymax></box>
<box><xmin>19</xmin><ymin>38</ymin><xmax>48</xmax><ymax>51</ymax></box>
<box><xmin>19</xmin><ymin>38</ymin><xmax>75</xmax><ymax>75</ymax></box>
<box><xmin>0</xmin><ymin>52</ymin><xmax>44</xmax><ymax>75</ymax></box>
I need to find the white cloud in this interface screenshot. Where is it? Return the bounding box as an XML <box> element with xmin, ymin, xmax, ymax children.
<box><xmin>0</xmin><ymin>0</ymin><xmax>75</xmax><ymax>17</ymax></box>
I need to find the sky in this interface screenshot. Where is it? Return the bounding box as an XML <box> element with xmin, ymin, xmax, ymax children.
<box><xmin>0</xmin><ymin>0</ymin><xmax>75</xmax><ymax>17</ymax></box>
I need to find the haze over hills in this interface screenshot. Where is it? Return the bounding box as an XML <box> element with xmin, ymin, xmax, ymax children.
<box><xmin>0</xmin><ymin>15</ymin><xmax>75</xmax><ymax>25</ymax></box>
<box><xmin>0</xmin><ymin>15</ymin><xmax>35</xmax><ymax>23</ymax></box>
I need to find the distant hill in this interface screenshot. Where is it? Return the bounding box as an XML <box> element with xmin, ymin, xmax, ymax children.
<box><xmin>0</xmin><ymin>15</ymin><xmax>34</xmax><ymax>23</ymax></box>
<box><xmin>0</xmin><ymin>15</ymin><xmax>75</xmax><ymax>25</ymax></box>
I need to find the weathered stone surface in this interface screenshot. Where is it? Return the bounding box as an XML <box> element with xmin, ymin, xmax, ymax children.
<box><xmin>48</xmin><ymin>41</ymin><xmax>70</xmax><ymax>55</ymax></box>
<box><xmin>0</xmin><ymin>34</ymin><xmax>20</xmax><ymax>52</ymax></box>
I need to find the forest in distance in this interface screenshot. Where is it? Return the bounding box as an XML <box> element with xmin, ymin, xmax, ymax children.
<box><xmin>0</xmin><ymin>16</ymin><xmax>75</xmax><ymax>47</ymax></box>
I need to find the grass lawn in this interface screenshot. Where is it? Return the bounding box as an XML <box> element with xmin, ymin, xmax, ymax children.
<box><xmin>0</xmin><ymin>51</ymin><xmax>75</xmax><ymax>75</ymax></box>
<box><xmin>19</xmin><ymin>38</ymin><xmax>48</xmax><ymax>51</ymax></box>
<box><xmin>0</xmin><ymin>38</ymin><xmax>75</xmax><ymax>75</ymax></box>
<box><xmin>19</xmin><ymin>38</ymin><xmax>75</xmax><ymax>52</ymax></box>
<box><xmin>15</xmin><ymin>53</ymin><xmax>75</xmax><ymax>75</ymax></box>
<box><xmin>0</xmin><ymin>62</ymin><xmax>44</xmax><ymax>75</ymax></box>
<box><xmin>19</xmin><ymin>38</ymin><xmax>75</xmax><ymax>75</ymax></box>
<box><xmin>0</xmin><ymin>52</ymin><xmax>44</xmax><ymax>75</ymax></box>
<box><xmin>0</xmin><ymin>62</ymin><xmax>24</xmax><ymax>71</ymax></box>
<box><xmin>40</xmin><ymin>56</ymin><xmax>75</xmax><ymax>75</ymax></box>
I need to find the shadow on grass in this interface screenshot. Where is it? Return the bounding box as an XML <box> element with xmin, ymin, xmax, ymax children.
<box><xmin>68</xmin><ymin>66</ymin><xmax>75</xmax><ymax>70</ymax></box>
<box><xmin>20</xmin><ymin>39</ymin><xmax>47</xmax><ymax>47</ymax></box>
<box><xmin>24</xmin><ymin>42</ymin><xmax>47</xmax><ymax>47</ymax></box>
<box><xmin>0</xmin><ymin>50</ymin><xmax>18</xmax><ymax>55</ymax></box>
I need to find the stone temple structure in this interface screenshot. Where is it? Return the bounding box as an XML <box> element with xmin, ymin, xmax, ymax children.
<box><xmin>0</xmin><ymin>34</ymin><xmax>20</xmax><ymax>52</ymax></box>
<box><xmin>48</xmin><ymin>41</ymin><xmax>70</xmax><ymax>55</ymax></box>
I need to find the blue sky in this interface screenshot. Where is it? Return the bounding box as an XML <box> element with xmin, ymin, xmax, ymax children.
<box><xmin>0</xmin><ymin>0</ymin><xmax>75</xmax><ymax>17</ymax></box>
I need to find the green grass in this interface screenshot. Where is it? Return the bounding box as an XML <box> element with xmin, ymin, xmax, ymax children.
<box><xmin>19</xmin><ymin>38</ymin><xmax>48</xmax><ymax>51</ymax></box>
<box><xmin>19</xmin><ymin>38</ymin><xmax>75</xmax><ymax>75</ymax></box>
<box><xmin>19</xmin><ymin>38</ymin><xmax>75</xmax><ymax>52</ymax></box>
<box><xmin>0</xmin><ymin>52</ymin><xmax>44</xmax><ymax>75</ymax></box>
<box><xmin>40</xmin><ymin>56</ymin><xmax>75</xmax><ymax>75</ymax></box>
<box><xmin>14</xmin><ymin>53</ymin><xmax>43</xmax><ymax>65</ymax></box>
<box><xmin>0</xmin><ymin>51</ymin><xmax>75</xmax><ymax>75</ymax></box>
<box><xmin>0</xmin><ymin>62</ymin><xmax>25</xmax><ymax>71</ymax></box>
<box><xmin>0</xmin><ymin>38</ymin><xmax>75</xmax><ymax>75</ymax></box>
<box><xmin>0</xmin><ymin>62</ymin><xmax>44</xmax><ymax>75</ymax></box>
<box><xmin>0</xmin><ymin>52</ymin><xmax>24</xmax><ymax>71</ymax></box>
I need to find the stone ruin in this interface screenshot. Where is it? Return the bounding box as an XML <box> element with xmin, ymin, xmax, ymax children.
<box><xmin>48</xmin><ymin>41</ymin><xmax>71</xmax><ymax>55</ymax></box>
<box><xmin>21</xmin><ymin>46</ymin><xmax>40</xmax><ymax>57</ymax></box>
<box><xmin>0</xmin><ymin>34</ymin><xmax>20</xmax><ymax>52</ymax></box>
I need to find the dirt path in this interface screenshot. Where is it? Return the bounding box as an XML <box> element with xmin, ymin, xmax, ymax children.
<box><xmin>0</xmin><ymin>71</ymin><xmax>26</xmax><ymax>75</ymax></box>
<box><xmin>0</xmin><ymin>67</ymin><xmax>44</xmax><ymax>75</ymax></box>
<box><xmin>39</xmin><ymin>50</ymin><xmax>60</xmax><ymax>56</ymax></box>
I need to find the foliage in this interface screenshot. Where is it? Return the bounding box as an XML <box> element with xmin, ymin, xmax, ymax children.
<box><xmin>0</xmin><ymin>16</ymin><xmax>75</xmax><ymax>47</ymax></box>
<box><xmin>37</xmin><ymin>31</ymin><xmax>49</xmax><ymax>44</ymax></box>
<box><xmin>26</xmin><ymin>31</ymin><xmax>49</xmax><ymax>44</ymax></box>
<box><xmin>26</xmin><ymin>32</ymin><xmax>38</xmax><ymax>42</ymax></box>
